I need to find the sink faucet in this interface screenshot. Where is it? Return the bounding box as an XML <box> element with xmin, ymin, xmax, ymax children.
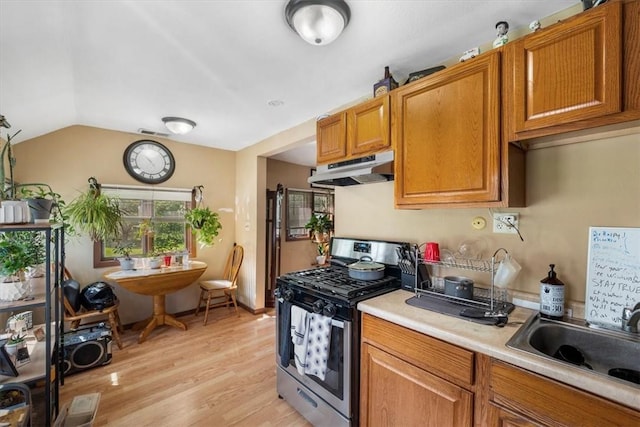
<box><xmin>622</xmin><ymin>303</ymin><xmax>640</xmax><ymax>333</ymax></box>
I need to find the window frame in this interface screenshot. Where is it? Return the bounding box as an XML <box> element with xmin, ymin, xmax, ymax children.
<box><xmin>285</xmin><ymin>187</ymin><xmax>334</xmax><ymax>242</ymax></box>
<box><xmin>93</xmin><ymin>185</ymin><xmax>196</xmax><ymax>268</ymax></box>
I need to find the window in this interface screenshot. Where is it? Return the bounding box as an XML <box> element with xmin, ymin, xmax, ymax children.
<box><xmin>285</xmin><ymin>188</ymin><xmax>334</xmax><ymax>241</ymax></box>
<box><xmin>93</xmin><ymin>185</ymin><xmax>194</xmax><ymax>268</ymax></box>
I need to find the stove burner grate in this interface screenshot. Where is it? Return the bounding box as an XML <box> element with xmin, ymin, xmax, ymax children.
<box><xmin>281</xmin><ymin>266</ymin><xmax>398</xmax><ymax>299</ymax></box>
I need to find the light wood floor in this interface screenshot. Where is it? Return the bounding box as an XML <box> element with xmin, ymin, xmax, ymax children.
<box><xmin>59</xmin><ymin>308</ymin><xmax>312</xmax><ymax>426</ymax></box>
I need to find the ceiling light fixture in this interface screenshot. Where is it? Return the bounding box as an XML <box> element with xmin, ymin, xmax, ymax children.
<box><xmin>285</xmin><ymin>0</ymin><xmax>351</xmax><ymax>46</ymax></box>
<box><xmin>162</xmin><ymin>117</ymin><xmax>197</xmax><ymax>135</ymax></box>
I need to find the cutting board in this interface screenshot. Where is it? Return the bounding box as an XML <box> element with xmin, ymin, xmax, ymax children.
<box><xmin>585</xmin><ymin>227</ymin><xmax>640</xmax><ymax>329</ymax></box>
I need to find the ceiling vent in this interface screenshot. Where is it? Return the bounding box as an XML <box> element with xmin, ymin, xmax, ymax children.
<box><xmin>137</xmin><ymin>128</ymin><xmax>170</xmax><ymax>137</ymax></box>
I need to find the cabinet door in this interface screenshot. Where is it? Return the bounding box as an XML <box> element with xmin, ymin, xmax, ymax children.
<box><xmin>490</xmin><ymin>360</ymin><xmax>640</xmax><ymax>426</ymax></box>
<box><xmin>487</xmin><ymin>402</ymin><xmax>542</xmax><ymax>427</ymax></box>
<box><xmin>360</xmin><ymin>342</ymin><xmax>473</xmax><ymax>427</ymax></box>
<box><xmin>513</xmin><ymin>1</ymin><xmax>621</xmax><ymax>133</ymax></box>
<box><xmin>393</xmin><ymin>51</ymin><xmax>501</xmax><ymax>207</ymax></box>
<box><xmin>348</xmin><ymin>95</ymin><xmax>390</xmax><ymax>156</ymax></box>
<box><xmin>316</xmin><ymin>112</ymin><xmax>347</xmax><ymax>164</ymax></box>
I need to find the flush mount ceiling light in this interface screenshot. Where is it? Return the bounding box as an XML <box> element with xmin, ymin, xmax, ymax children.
<box><xmin>285</xmin><ymin>0</ymin><xmax>351</xmax><ymax>46</ymax></box>
<box><xmin>162</xmin><ymin>117</ymin><xmax>197</xmax><ymax>135</ymax></box>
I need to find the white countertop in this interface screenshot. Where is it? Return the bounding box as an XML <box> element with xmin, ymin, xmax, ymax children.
<box><xmin>358</xmin><ymin>289</ymin><xmax>640</xmax><ymax>411</ymax></box>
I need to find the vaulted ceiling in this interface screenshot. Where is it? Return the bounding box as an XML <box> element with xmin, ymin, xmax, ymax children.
<box><xmin>1</xmin><ymin>1</ymin><xmax>576</xmax><ymax>165</ymax></box>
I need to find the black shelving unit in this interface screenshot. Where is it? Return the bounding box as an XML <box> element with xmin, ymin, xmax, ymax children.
<box><xmin>0</xmin><ymin>222</ymin><xmax>64</xmax><ymax>426</ymax></box>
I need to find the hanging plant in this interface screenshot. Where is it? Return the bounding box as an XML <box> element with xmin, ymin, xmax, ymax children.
<box><xmin>64</xmin><ymin>177</ymin><xmax>126</xmax><ymax>242</ymax></box>
<box><xmin>185</xmin><ymin>206</ymin><xmax>222</xmax><ymax>247</ymax></box>
<box><xmin>184</xmin><ymin>185</ymin><xmax>222</xmax><ymax>247</ymax></box>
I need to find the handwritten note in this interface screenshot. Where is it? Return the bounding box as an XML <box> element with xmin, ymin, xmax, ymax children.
<box><xmin>586</xmin><ymin>227</ymin><xmax>640</xmax><ymax>329</ymax></box>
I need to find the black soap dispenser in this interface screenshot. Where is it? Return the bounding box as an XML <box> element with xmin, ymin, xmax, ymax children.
<box><xmin>540</xmin><ymin>264</ymin><xmax>565</xmax><ymax>320</ymax></box>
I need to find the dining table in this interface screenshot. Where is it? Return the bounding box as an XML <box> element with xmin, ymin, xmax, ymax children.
<box><xmin>103</xmin><ymin>261</ymin><xmax>207</xmax><ymax>343</ymax></box>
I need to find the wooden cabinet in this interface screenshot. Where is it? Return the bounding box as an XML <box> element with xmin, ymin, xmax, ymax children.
<box><xmin>487</xmin><ymin>360</ymin><xmax>640</xmax><ymax>427</ymax></box>
<box><xmin>393</xmin><ymin>50</ymin><xmax>524</xmax><ymax>208</ymax></box>
<box><xmin>361</xmin><ymin>313</ymin><xmax>640</xmax><ymax>427</ymax></box>
<box><xmin>360</xmin><ymin>314</ymin><xmax>474</xmax><ymax>427</ymax></box>
<box><xmin>316</xmin><ymin>95</ymin><xmax>390</xmax><ymax>164</ymax></box>
<box><xmin>506</xmin><ymin>0</ymin><xmax>640</xmax><ymax>142</ymax></box>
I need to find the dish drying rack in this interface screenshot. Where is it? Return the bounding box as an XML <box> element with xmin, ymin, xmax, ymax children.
<box><xmin>414</xmin><ymin>244</ymin><xmax>512</xmax><ymax>314</ymax></box>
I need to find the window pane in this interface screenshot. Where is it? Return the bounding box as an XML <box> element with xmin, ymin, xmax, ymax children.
<box><xmin>285</xmin><ymin>188</ymin><xmax>334</xmax><ymax>241</ymax></box>
<box><xmin>95</xmin><ymin>186</ymin><xmax>193</xmax><ymax>267</ymax></box>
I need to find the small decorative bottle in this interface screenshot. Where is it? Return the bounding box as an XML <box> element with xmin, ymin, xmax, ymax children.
<box><xmin>373</xmin><ymin>66</ymin><xmax>399</xmax><ymax>97</ymax></box>
<box><xmin>539</xmin><ymin>264</ymin><xmax>565</xmax><ymax>320</ymax></box>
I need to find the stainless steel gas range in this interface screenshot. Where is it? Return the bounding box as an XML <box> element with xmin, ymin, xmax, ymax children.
<box><xmin>275</xmin><ymin>237</ymin><xmax>408</xmax><ymax>426</ymax></box>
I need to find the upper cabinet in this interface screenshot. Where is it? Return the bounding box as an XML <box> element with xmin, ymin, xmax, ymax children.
<box><xmin>506</xmin><ymin>0</ymin><xmax>640</xmax><ymax>142</ymax></box>
<box><xmin>393</xmin><ymin>50</ymin><xmax>524</xmax><ymax>208</ymax></box>
<box><xmin>316</xmin><ymin>95</ymin><xmax>390</xmax><ymax>165</ymax></box>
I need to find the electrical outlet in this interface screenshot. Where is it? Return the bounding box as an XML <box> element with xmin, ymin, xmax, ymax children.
<box><xmin>471</xmin><ymin>216</ymin><xmax>486</xmax><ymax>230</ymax></box>
<box><xmin>493</xmin><ymin>213</ymin><xmax>519</xmax><ymax>234</ymax></box>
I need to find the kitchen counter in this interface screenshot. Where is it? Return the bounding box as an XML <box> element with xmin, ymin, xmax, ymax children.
<box><xmin>358</xmin><ymin>289</ymin><xmax>640</xmax><ymax>411</ymax></box>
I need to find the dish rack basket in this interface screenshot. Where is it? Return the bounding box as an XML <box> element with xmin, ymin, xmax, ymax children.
<box><xmin>414</xmin><ymin>245</ymin><xmax>511</xmax><ymax>314</ymax></box>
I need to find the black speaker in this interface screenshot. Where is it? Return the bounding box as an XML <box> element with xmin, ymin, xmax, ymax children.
<box><xmin>63</xmin><ymin>324</ymin><xmax>112</xmax><ymax>376</ymax></box>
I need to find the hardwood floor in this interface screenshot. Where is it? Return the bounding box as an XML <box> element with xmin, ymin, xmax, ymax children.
<box><xmin>59</xmin><ymin>308</ymin><xmax>312</xmax><ymax>426</ymax></box>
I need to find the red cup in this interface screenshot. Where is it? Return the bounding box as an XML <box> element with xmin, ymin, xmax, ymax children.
<box><xmin>425</xmin><ymin>242</ymin><xmax>440</xmax><ymax>261</ymax></box>
<box><xmin>163</xmin><ymin>255</ymin><xmax>172</xmax><ymax>267</ymax></box>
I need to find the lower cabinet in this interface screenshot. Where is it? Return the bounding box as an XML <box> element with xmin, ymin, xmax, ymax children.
<box><xmin>360</xmin><ymin>313</ymin><xmax>640</xmax><ymax>427</ymax></box>
<box><xmin>487</xmin><ymin>360</ymin><xmax>640</xmax><ymax>427</ymax></box>
<box><xmin>360</xmin><ymin>314</ymin><xmax>474</xmax><ymax>427</ymax></box>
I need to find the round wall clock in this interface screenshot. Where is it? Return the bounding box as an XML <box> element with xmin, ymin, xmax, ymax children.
<box><xmin>123</xmin><ymin>140</ymin><xmax>175</xmax><ymax>184</ymax></box>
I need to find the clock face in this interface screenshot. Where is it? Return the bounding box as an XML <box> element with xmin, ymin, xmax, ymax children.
<box><xmin>123</xmin><ymin>140</ymin><xmax>175</xmax><ymax>184</ymax></box>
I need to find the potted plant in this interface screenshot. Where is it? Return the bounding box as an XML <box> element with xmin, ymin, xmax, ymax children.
<box><xmin>316</xmin><ymin>242</ymin><xmax>329</xmax><ymax>265</ymax></box>
<box><xmin>64</xmin><ymin>177</ymin><xmax>126</xmax><ymax>242</ymax></box>
<box><xmin>16</xmin><ymin>184</ymin><xmax>66</xmax><ymax>224</ymax></box>
<box><xmin>113</xmin><ymin>242</ymin><xmax>135</xmax><ymax>270</ymax></box>
<box><xmin>184</xmin><ymin>206</ymin><xmax>222</xmax><ymax>247</ymax></box>
<box><xmin>3</xmin><ymin>331</ymin><xmax>27</xmax><ymax>362</ymax></box>
<box><xmin>146</xmin><ymin>249</ymin><xmax>163</xmax><ymax>269</ymax></box>
<box><xmin>305</xmin><ymin>213</ymin><xmax>333</xmax><ymax>243</ymax></box>
<box><xmin>0</xmin><ymin>237</ymin><xmax>32</xmax><ymax>301</ymax></box>
<box><xmin>0</xmin><ymin>117</ymin><xmax>21</xmax><ymax>201</ymax></box>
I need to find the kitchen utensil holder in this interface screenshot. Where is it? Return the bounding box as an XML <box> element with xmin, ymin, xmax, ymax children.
<box><xmin>414</xmin><ymin>244</ymin><xmax>510</xmax><ymax>314</ymax></box>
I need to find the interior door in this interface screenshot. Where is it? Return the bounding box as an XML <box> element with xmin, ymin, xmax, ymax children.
<box><xmin>264</xmin><ymin>184</ymin><xmax>283</xmax><ymax>307</ymax></box>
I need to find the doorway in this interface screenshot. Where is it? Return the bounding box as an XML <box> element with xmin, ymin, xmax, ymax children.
<box><xmin>264</xmin><ymin>184</ymin><xmax>283</xmax><ymax>307</ymax></box>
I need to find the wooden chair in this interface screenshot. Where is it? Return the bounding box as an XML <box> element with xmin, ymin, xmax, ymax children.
<box><xmin>195</xmin><ymin>244</ymin><xmax>244</xmax><ymax>325</ymax></box>
<box><xmin>62</xmin><ymin>268</ymin><xmax>124</xmax><ymax>349</ymax></box>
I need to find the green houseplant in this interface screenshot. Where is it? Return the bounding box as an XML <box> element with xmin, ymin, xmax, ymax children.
<box><xmin>305</xmin><ymin>213</ymin><xmax>333</xmax><ymax>243</ymax></box>
<box><xmin>0</xmin><ymin>236</ymin><xmax>34</xmax><ymax>301</ymax></box>
<box><xmin>17</xmin><ymin>184</ymin><xmax>66</xmax><ymax>224</ymax></box>
<box><xmin>184</xmin><ymin>206</ymin><xmax>222</xmax><ymax>247</ymax></box>
<box><xmin>0</xmin><ymin>238</ymin><xmax>31</xmax><ymax>280</ymax></box>
<box><xmin>64</xmin><ymin>177</ymin><xmax>126</xmax><ymax>242</ymax></box>
<box><xmin>113</xmin><ymin>242</ymin><xmax>135</xmax><ymax>270</ymax></box>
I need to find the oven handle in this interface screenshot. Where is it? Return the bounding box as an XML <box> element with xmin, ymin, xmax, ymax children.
<box><xmin>285</xmin><ymin>302</ymin><xmax>346</xmax><ymax>328</ymax></box>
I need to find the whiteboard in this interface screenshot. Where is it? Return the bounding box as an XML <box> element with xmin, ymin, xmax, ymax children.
<box><xmin>586</xmin><ymin>227</ymin><xmax>640</xmax><ymax>329</ymax></box>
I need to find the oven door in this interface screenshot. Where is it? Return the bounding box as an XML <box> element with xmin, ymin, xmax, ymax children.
<box><xmin>276</xmin><ymin>295</ymin><xmax>352</xmax><ymax>418</ymax></box>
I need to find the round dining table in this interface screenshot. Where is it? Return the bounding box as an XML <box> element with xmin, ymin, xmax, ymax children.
<box><xmin>104</xmin><ymin>261</ymin><xmax>207</xmax><ymax>343</ymax></box>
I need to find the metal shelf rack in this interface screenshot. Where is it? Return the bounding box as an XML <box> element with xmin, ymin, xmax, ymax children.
<box><xmin>414</xmin><ymin>244</ymin><xmax>511</xmax><ymax>314</ymax></box>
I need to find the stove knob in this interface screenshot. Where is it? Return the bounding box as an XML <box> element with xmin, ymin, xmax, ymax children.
<box><xmin>323</xmin><ymin>303</ymin><xmax>336</xmax><ymax>318</ymax></box>
<box><xmin>312</xmin><ymin>299</ymin><xmax>325</xmax><ymax>314</ymax></box>
<box><xmin>282</xmin><ymin>289</ymin><xmax>294</xmax><ymax>302</ymax></box>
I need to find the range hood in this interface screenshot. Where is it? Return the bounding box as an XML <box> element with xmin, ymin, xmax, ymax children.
<box><xmin>308</xmin><ymin>151</ymin><xmax>394</xmax><ymax>187</ymax></box>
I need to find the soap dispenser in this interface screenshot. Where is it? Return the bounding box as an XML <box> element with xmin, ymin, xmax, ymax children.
<box><xmin>540</xmin><ymin>264</ymin><xmax>565</xmax><ymax>320</ymax></box>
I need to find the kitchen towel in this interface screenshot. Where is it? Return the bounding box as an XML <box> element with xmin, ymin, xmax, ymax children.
<box><xmin>279</xmin><ymin>300</ymin><xmax>292</xmax><ymax>368</ymax></box>
<box><xmin>290</xmin><ymin>305</ymin><xmax>309</xmax><ymax>376</ymax></box>
<box><xmin>304</xmin><ymin>313</ymin><xmax>333</xmax><ymax>381</ymax></box>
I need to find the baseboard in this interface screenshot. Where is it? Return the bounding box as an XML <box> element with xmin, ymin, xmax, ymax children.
<box><xmin>120</xmin><ymin>303</ymin><xmax>267</xmax><ymax>330</ymax></box>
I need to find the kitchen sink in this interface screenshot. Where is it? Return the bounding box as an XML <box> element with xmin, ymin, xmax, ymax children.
<box><xmin>507</xmin><ymin>314</ymin><xmax>640</xmax><ymax>388</ymax></box>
